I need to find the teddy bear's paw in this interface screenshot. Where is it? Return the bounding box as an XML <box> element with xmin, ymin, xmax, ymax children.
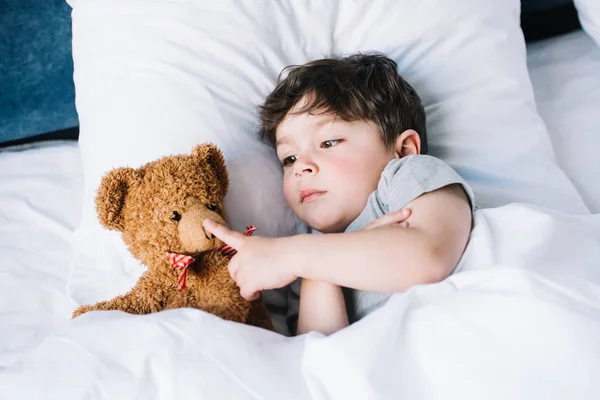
<box><xmin>72</xmin><ymin>305</ymin><xmax>94</xmax><ymax>319</ymax></box>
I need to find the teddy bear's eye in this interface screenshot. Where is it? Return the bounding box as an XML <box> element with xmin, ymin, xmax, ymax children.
<box><xmin>171</xmin><ymin>211</ymin><xmax>182</xmax><ymax>221</ymax></box>
<box><xmin>207</xmin><ymin>204</ymin><xmax>217</xmax><ymax>211</ymax></box>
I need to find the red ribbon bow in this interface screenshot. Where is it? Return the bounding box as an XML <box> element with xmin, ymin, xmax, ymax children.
<box><xmin>218</xmin><ymin>225</ymin><xmax>256</xmax><ymax>257</ymax></box>
<box><xmin>166</xmin><ymin>225</ymin><xmax>256</xmax><ymax>290</ymax></box>
<box><xmin>166</xmin><ymin>252</ymin><xmax>195</xmax><ymax>290</ymax></box>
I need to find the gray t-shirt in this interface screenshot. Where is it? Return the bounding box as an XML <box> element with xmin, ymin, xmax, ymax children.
<box><xmin>287</xmin><ymin>155</ymin><xmax>476</xmax><ymax>332</ymax></box>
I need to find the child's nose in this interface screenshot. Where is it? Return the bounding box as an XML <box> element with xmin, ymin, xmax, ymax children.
<box><xmin>295</xmin><ymin>159</ymin><xmax>318</xmax><ymax>177</ymax></box>
<box><xmin>293</xmin><ymin>154</ymin><xmax>318</xmax><ymax>177</ymax></box>
<box><xmin>295</xmin><ymin>166</ymin><xmax>312</xmax><ymax>177</ymax></box>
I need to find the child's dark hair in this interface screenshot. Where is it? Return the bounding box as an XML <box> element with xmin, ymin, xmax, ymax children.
<box><xmin>258</xmin><ymin>53</ymin><xmax>428</xmax><ymax>154</ymax></box>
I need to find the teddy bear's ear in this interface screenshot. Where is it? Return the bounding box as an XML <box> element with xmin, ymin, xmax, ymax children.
<box><xmin>94</xmin><ymin>167</ymin><xmax>137</xmax><ymax>231</ymax></box>
<box><xmin>192</xmin><ymin>143</ymin><xmax>229</xmax><ymax>197</ymax></box>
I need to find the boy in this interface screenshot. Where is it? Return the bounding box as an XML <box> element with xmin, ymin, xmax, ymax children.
<box><xmin>204</xmin><ymin>53</ymin><xmax>474</xmax><ymax>336</ymax></box>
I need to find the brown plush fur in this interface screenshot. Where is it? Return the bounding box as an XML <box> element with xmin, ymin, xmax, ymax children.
<box><xmin>72</xmin><ymin>144</ymin><xmax>274</xmax><ymax>331</ymax></box>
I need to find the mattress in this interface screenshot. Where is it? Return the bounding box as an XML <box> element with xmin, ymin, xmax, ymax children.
<box><xmin>1</xmin><ymin>30</ymin><xmax>600</xmax><ymax>398</ymax></box>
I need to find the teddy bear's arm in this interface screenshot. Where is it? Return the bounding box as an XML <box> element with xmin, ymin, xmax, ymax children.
<box><xmin>72</xmin><ymin>272</ymin><xmax>168</xmax><ymax>318</ymax></box>
<box><xmin>246</xmin><ymin>299</ymin><xmax>275</xmax><ymax>331</ymax></box>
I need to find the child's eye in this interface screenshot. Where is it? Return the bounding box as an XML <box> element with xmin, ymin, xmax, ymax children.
<box><xmin>281</xmin><ymin>155</ymin><xmax>297</xmax><ymax>167</ymax></box>
<box><xmin>321</xmin><ymin>139</ymin><xmax>341</xmax><ymax>149</ymax></box>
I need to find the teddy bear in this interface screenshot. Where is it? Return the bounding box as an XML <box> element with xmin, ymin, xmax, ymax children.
<box><xmin>72</xmin><ymin>143</ymin><xmax>274</xmax><ymax>331</ymax></box>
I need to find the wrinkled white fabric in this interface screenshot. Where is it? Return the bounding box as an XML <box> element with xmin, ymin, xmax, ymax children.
<box><xmin>2</xmin><ymin>201</ymin><xmax>600</xmax><ymax>399</ymax></box>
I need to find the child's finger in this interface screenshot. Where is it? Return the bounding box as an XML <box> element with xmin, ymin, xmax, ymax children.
<box><xmin>394</xmin><ymin>208</ymin><xmax>411</xmax><ymax>220</ymax></box>
<box><xmin>203</xmin><ymin>219</ymin><xmax>245</xmax><ymax>249</ymax></box>
<box><xmin>364</xmin><ymin>208</ymin><xmax>412</xmax><ymax>230</ymax></box>
<box><xmin>227</xmin><ymin>256</ymin><xmax>239</xmax><ymax>281</ymax></box>
<box><xmin>240</xmin><ymin>286</ymin><xmax>260</xmax><ymax>302</ymax></box>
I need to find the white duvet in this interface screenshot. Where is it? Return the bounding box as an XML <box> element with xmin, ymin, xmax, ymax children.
<box><xmin>1</xmin><ymin>201</ymin><xmax>600</xmax><ymax>400</ymax></box>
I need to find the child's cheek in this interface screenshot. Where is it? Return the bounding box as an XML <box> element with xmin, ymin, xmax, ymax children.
<box><xmin>327</xmin><ymin>156</ymin><xmax>361</xmax><ymax>184</ymax></box>
<box><xmin>282</xmin><ymin>174</ymin><xmax>296</xmax><ymax>205</ymax></box>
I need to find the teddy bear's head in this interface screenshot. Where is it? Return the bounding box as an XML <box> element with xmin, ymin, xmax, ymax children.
<box><xmin>95</xmin><ymin>144</ymin><xmax>229</xmax><ymax>269</ymax></box>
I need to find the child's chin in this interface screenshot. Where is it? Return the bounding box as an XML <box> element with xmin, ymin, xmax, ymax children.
<box><xmin>306</xmin><ymin>216</ymin><xmax>347</xmax><ymax>234</ymax></box>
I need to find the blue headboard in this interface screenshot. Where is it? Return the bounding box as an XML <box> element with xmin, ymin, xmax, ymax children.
<box><xmin>0</xmin><ymin>0</ymin><xmax>79</xmax><ymax>145</ymax></box>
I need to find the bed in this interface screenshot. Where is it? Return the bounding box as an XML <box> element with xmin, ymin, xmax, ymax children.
<box><xmin>1</xmin><ymin>1</ymin><xmax>600</xmax><ymax>399</ymax></box>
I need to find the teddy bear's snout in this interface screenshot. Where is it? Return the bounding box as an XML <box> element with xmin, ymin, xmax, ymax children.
<box><xmin>176</xmin><ymin>197</ymin><xmax>226</xmax><ymax>254</ymax></box>
<box><xmin>203</xmin><ymin>228</ymin><xmax>214</xmax><ymax>240</ymax></box>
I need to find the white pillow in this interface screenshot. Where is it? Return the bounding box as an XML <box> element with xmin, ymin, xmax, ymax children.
<box><xmin>575</xmin><ymin>0</ymin><xmax>600</xmax><ymax>47</ymax></box>
<box><xmin>527</xmin><ymin>30</ymin><xmax>600</xmax><ymax>213</ymax></box>
<box><xmin>67</xmin><ymin>0</ymin><xmax>588</xmax><ymax>320</ymax></box>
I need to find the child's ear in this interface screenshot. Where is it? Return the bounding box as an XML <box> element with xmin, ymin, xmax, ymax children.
<box><xmin>394</xmin><ymin>129</ymin><xmax>421</xmax><ymax>158</ymax></box>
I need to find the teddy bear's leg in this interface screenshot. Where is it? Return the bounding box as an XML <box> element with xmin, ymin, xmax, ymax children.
<box><xmin>246</xmin><ymin>299</ymin><xmax>275</xmax><ymax>331</ymax></box>
<box><xmin>72</xmin><ymin>272</ymin><xmax>167</xmax><ymax>318</ymax></box>
<box><xmin>162</xmin><ymin>277</ymin><xmax>252</xmax><ymax>323</ymax></box>
<box><xmin>193</xmin><ymin>289</ymin><xmax>252</xmax><ymax>324</ymax></box>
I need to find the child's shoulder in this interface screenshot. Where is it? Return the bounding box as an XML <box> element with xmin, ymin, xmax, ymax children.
<box><xmin>380</xmin><ymin>154</ymin><xmax>459</xmax><ymax>187</ymax></box>
<box><xmin>383</xmin><ymin>154</ymin><xmax>451</xmax><ymax>175</ymax></box>
<box><xmin>380</xmin><ymin>154</ymin><xmax>476</xmax><ymax>212</ymax></box>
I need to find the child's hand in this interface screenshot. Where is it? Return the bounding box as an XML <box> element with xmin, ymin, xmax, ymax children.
<box><xmin>203</xmin><ymin>219</ymin><xmax>298</xmax><ymax>301</ymax></box>
<box><xmin>363</xmin><ymin>208</ymin><xmax>412</xmax><ymax>230</ymax></box>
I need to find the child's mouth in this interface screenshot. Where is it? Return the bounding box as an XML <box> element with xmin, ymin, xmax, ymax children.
<box><xmin>300</xmin><ymin>189</ymin><xmax>327</xmax><ymax>203</ymax></box>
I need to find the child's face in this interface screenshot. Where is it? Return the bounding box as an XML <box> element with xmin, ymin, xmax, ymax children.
<box><xmin>276</xmin><ymin>101</ymin><xmax>397</xmax><ymax>233</ymax></box>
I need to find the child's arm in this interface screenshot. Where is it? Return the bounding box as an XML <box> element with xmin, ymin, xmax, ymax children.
<box><xmin>203</xmin><ymin>184</ymin><xmax>471</xmax><ymax>300</ymax></box>
<box><xmin>295</xmin><ymin>208</ymin><xmax>411</xmax><ymax>336</ymax></box>
<box><xmin>296</xmin><ymin>279</ymin><xmax>348</xmax><ymax>335</ymax></box>
<box><xmin>289</xmin><ymin>184</ymin><xmax>471</xmax><ymax>292</ymax></box>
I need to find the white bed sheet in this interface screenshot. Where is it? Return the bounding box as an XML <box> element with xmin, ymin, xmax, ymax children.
<box><xmin>527</xmin><ymin>30</ymin><xmax>600</xmax><ymax>213</ymax></box>
<box><xmin>0</xmin><ymin>141</ymin><xmax>82</xmax><ymax>369</ymax></box>
<box><xmin>1</xmin><ymin>32</ymin><xmax>600</xmax><ymax>397</ymax></box>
